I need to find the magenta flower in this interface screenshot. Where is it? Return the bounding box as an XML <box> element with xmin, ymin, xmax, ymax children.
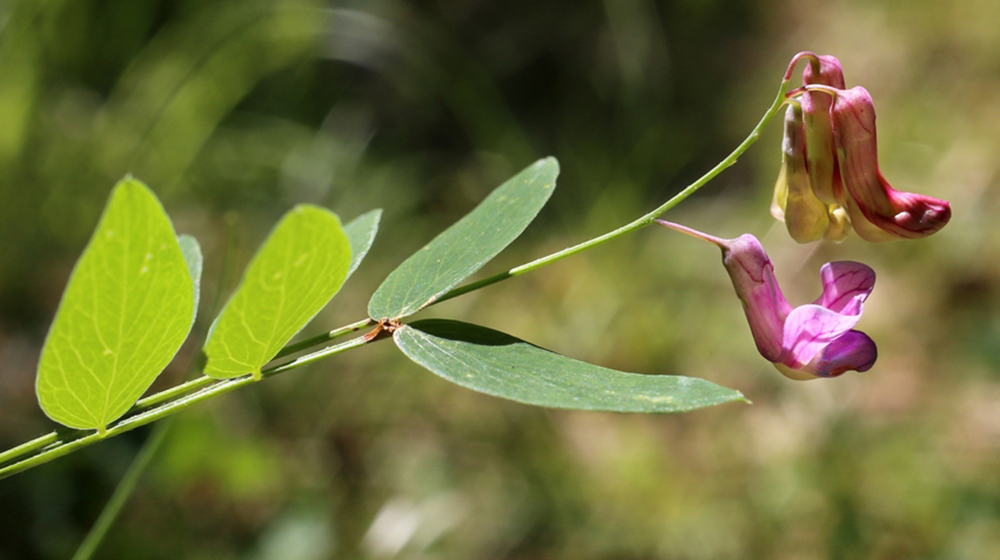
<box><xmin>656</xmin><ymin>220</ymin><xmax>877</xmax><ymax>379</ymax></box>
<box><xmin>774</xmin><ymin>52</ymin><xmax>952</xmax><ymax>243</ymax></box>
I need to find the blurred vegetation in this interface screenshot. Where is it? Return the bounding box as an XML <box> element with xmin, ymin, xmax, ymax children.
<box><xmin>0</xmin><ymin>0</ymin><xmax>998</xmax><ymax>558</ymax></box>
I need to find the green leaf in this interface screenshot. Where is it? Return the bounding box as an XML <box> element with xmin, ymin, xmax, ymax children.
<box><xmin>368</xmin><ymin>157</ymin><xmax>558</xmax><ymax>319</ymax></box>
<box><xmin>36</xmin><ymin>178</ymin><xmax>196</xmax><ymax>434</ymax></box>
<box><xmin>203</xmin><ymin>205</ymin><xmax>351</xmax><ymax>380</ymax></box>
<box><xmin>178</xmin><ymin>234</ymin><xmax>203</xmax><ymax>326</ymax></box>
<box><xmin>343</xmin><ymin>209</ymin><xmax>382</xmax><ymax>279</ymax></box>
<box><xmin>395</xmin><ymin>319</ymin><xmax>746</xmax><ymax>414</ymax></box>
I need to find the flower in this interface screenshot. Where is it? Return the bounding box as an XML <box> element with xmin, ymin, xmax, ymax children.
<box><xmin>830</xmin><ymin>85</ymin><xmax>952</xmax><ymax>241</ymax></box>
<box><xmin>656</xmin><ymin>220</ymin><xmax>877</xmax><ymax>379</ymax></box>
<box><xmin>774</xmin><ymin>52</ymin><xmax>952</xmax><ymax>243</ymax></box>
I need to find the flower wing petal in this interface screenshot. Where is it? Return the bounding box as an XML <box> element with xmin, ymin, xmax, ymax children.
<box><xmin>782</xmin><ymin>303</ymin><xmax>863</xmax><ymax>368</ymax></box>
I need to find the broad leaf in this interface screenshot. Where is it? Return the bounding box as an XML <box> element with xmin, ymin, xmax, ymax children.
<box><xmin>395</xmin><ymin>319</ymin><xmax>746</xmax><ymax>413</ymax></box>
<box><xmin>203</xmin><ymin>205</ymin><xmax>351</xmax><ymax>379</ymax></box>
<box><xmin>36</xmin><ymin>178</ymin><xmax>196</xmax><ymax>434</ymax></box>
<box><xmin>343</xmin><ymin>209</ymin><xmax>382</xmax><ymax>279</ymax></box>
<box><xmin>178</xmin><ymin>234</ymin><xmax>203</xmax><ymax>326</ymax></box>
<box><xmin>369</xmin><ymin>158</ymin><xmax>558</xmax><ymax>319</ymax></box>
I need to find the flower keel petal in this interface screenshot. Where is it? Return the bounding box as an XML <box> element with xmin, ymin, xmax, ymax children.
<box><xmin>804</xmin><ymin>330</ymin><xmax>878</xmax><ymax>377</ymax></box>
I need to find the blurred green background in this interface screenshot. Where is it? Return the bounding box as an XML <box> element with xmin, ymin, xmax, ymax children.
<box><xmin>0</xmin><ymin>0</ymin><xmax>997</xmax><ymax>558</ymax></box>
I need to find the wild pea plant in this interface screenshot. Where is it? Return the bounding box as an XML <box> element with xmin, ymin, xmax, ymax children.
<box><xmin>0</xmin><ymin>52</ymin><xmax>951</xmax><ymax>480</ymax></box>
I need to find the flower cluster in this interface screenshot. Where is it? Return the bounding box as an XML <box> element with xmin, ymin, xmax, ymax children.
<box><xmin>772</xmin><ymin>52</ymin><xmax>952</xmax><ymax>242</ymax></box>
<box><xmin>656</xmin><ymin>52</ymin><xmax>953</xmax><ymax>380</ymax></box>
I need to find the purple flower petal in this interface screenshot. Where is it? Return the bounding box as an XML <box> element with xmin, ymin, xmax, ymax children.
<box><xmin>812</xmin><ymin>261</ymin><xmax>875</xmax><ymax>315</ymax></box>
<box><xmin>781</xmin><ymin>303</ymin><xmax>863</xmax><ymax>368</ymax></box>
<box><xmin>803</xmin><ymin>330</ymin><xmax>877</xmax><ymax>377</ymax></box>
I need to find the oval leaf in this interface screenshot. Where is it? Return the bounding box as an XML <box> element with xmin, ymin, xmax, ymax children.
<box><xmin>343</xmin><ymin>209</ymin><xmax>382</xmax><ymax>280</ymax></box>
<box><xmin>395</xmin><ymin>319</ymin><xmax>746</xmax><ymax>414</ymax></box>
<box><xmin>368</xmin><ymin>158</ymin><xmax>558</xmax><ymax>319</ymax></box>
<box><xmin>203</xmin><ymin>205</ymin><xmax>351</xmax><ymax>379</ymax></box>
<box><xmin>36</xmin><ymin>178</ymin><xmax>196</xmax><ymax>433</ymax></box>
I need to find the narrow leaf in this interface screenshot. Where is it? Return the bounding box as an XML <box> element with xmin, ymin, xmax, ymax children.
<box><xmin>369</xmin><ymin>158</ymin><xmax>558</xmax><ymax>319</ymax></box>
<box><xmin>395</xmin><ymin>319</ymin><xmax>746</xmax><ymax>414</ymax></box>
<box><xmin>36</xmin><ymin>178</ymin><xmax>196</xmax><ymax>434</ymax></box>
<box><xmin>343</xmin><ymin>209</ymin><xmax>382</xmax><ymax>279</ymax></box>
<box><xmin>203</xmin><ymin>205</ymin><xmax>351</xmax><ymax>379</ymax></box>
<box><xmin>178</xmin><ymin>234</ymin><xmax>203</xmax><ymax>326</ymax></box>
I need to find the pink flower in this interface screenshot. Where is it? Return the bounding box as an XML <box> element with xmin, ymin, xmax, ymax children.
<box><xmin>656</xmin><ymin>220</ymin><xmax>877</xmax><ymax>379</ymax></box>
<box><xmin>774</xmin><ymin>52</ymin><xmax>952</xmax><ymax>243</ymax></box>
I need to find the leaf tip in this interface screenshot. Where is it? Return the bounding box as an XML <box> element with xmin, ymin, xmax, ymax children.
<box><xmin>115</xmin><ymin>174</ymin><xmax>149</xmax><ymax>192</ymax></box>
<box><xmin>540</xmin><ymin>156</ymin><xmax>560</xmax><ymax>173</ymax></box>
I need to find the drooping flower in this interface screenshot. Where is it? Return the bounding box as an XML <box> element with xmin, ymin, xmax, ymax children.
<box><xmin>773</xmin><ymin>52</ymin><xmax>952</xmax><ymax>243</ymax></box>
<box><xmin>829</xmin><ymin>85</ymin><xmax>952</xmax><ymax>241</ymax></box>
<box><xmin>656</xmin><ymin>220</ymin><xmax>877</xmax><ymax>379</ymax></box>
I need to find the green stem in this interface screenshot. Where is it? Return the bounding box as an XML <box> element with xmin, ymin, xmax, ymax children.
<box><xmin>124</xmin><ymin>318</ymin><xmax>375</xmax><ymax>411</ymax></box>
<box><xmin>0</xmin><ymin>432</ymin><xmax>60</xmax><ymax>466</ymax></box>
<box><xmin>132</xmin><ymin>376</ymin><xmax>216</xmax><ymax>410</ymax></box>
<box><xmin>273</xmin><ymin>317</ymin><xmax>375</xmax><ymax>359</ymax></box>
<box><xmin>0</xmin><ymin>335</ymin><xmax>372</xmax><ymax>480</ymax></box>
<box><xmin>71</xmin><ymin>419</ymin><xmax>172</xmax><ymax>560</ymax></box>
<box><xmin>435</xmin><ymin>77</ymin><xmax>791</xmax><ymax>305</ymax></box>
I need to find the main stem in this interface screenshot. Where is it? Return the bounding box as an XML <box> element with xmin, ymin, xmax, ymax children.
<box><xmin>0</xmin><ymin>77</ymin><xmax>790</xmax><ymax>478</ymax></box>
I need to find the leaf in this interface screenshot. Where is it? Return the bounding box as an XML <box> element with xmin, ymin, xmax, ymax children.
<box><xmin>203</xmin><ymin>205</ymin><xmax>351</xmax><ymax>379</ymax></box>
<box><xmin>178</xmin><ymin>234</ymin><xmax>203</xmax><ymax>326</ymax></box>
<box><xmin>343</xmin><ymin>209</ymin><xmax>382</xmax><ymax>280</ymax></box>
<box><xmin>395</xmin><ymin>320</ymin><xmax>746</xmax><ymax>414</ymax></box>
<box><xmin>36</xmin><ymin>178</ymin><xmax>196</xmax><ymax>434</ymax></box>
<box><xmin>368</xmin><ymin>157</ymin><xmax>558</xmax><ymax>319</ymax></box>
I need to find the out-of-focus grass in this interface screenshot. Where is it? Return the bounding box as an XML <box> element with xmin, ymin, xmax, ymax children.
<box><xmin>0</xmin><ymin>0</ymin><xmax>998</xmax><ymax>558</ymax></box>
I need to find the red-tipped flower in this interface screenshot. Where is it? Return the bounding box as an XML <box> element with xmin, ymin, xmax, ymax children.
<box><xmin>831</xmin><ymin>86</ymin><xmax>952</xmax><ymax>241</ymax></box>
